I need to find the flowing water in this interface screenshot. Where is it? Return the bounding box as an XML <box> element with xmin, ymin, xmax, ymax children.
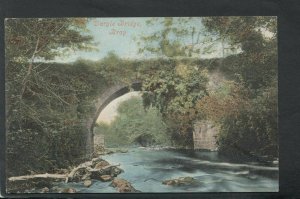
<box><xmin>55</xmin><ymin>148</ymin><xmax>278</xmax><ymax>192</ymax></box>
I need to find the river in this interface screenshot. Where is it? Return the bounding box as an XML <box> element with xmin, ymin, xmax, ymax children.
<box><xmin>55</xmin><ymin>148</ymin><xmax>278</xmax><ymax>192</ymax></box>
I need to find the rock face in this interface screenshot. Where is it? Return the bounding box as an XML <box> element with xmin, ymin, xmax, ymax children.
<box><xmin>111</xmin><ymin>178</ymin><xmax>140</xmax><ymax>193</ymax></box>
<box><xmin>162</xmin><ymin>177</ymin><xmax>197</xmax><ymax>186</ymax></box>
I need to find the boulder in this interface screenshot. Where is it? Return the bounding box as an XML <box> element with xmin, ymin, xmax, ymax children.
<box><xmin>61</xmin><ymin>187</ymin><xmax>76</xmax><ymax>193</ymax></box>
<box><xmin>162</xmin><ymin>176</ymin><xmax>196</xmax><ymax>186</ymax></box>
<box><xmin>84</xmin><ymin>180</ymin><xmax>92</xmax><ymax>187</ymax></box>
<box><xmin>69</xmin><ymin>167</ymin><xmax>91</xmax><ymax>182</ymax></box>
<box><xmin>116</xmin><ymin>149</ymin><xmax>128</xmax><ymax>153</ymax></box>
<box><xmin>111</xmin><ymin>167</ymin><xmax>123</xmax><ymax>177</ymax></box>
<box><xmin>90</xmin><ymin>164</ymin><xmax>123</xmax><ymax>179</ymax></box>
<box><xmin>99</xmin><ymin>175</ymin><xmax>113</xmax><ymax>182</ymax></box>
<box><xmin>94</xmin><ymin>160</ymin><xmax>110</xmax><ymax>169</ymax></box>
<box><xmin>91</xmin><ymin>158</ymin><xmax>105</xmax><ymax>167</ymax></box>
<box><xmin>111</xmin><ymin>178</ymin><xmax>140</xmax><ymax>193</ymax></box>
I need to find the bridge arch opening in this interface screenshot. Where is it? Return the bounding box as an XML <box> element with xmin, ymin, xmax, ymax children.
<box><xmin>84</xmin><ymin>77</ymin><xmax>219</xmax><ymax>157</ymax></box>
<box><xmin>96</xmin><ymin>91</ymin><xmax>142</xmax><ymax>125</ymax></box>
<box><xmin>94</xmin><ymin>91</ymin><xmax>143</xmax><ymax>149</ymax></box>
<box><xmin>85</xmin><ymin>81</ymin><xmax>142</xmax><ymax>156</ymax></box>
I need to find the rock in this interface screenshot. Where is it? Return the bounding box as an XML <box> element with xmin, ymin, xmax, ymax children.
<box><xmin>61</xmin><ymin>187</ymin><xmax>76</xmax><ymax>193</ymax></box>
<box><xmin>81</xmin><ymin>173</ymin><xmax>91</xmax><ymax>181</ymax></box>
<box><xmin>94</xmin><ymin>160</ymin><xmax>110</xmax><ymax>169</ymax></box>
<box><xmin>71</xmin><ymin>167</ymin><xmax>91</xmax><ymax>182</ymax></box>
<box><xmin>106</xmin><ymin>150</ymin><xmax>114</xmax><ymax>154</ymax></box>
<box><xmin>111</xmin><ymin>178</ymin><xmax>140</xmax><ymax>193</ymax></box>
<box><xmin>162</xmin><ymin>179</ymin><xmax>177</xmax><ymax>185</ymax></box>
<box><xmin>99</xmin><ymin>175</ymin><xmax>113</xmax><ymax>182</ymax></box>
<box><xmin>116</xmin><ymin>149</ymin><xmax>128</xmax><ymax>153</ymax></box>
<box><xmin>179</xmin><ymin>176</ymin><xmax>195</xmax><ymax>183</ymax></box>
<box><xmin>95</xmin><ymin>146</ymin><xmax>106</xmax><ymax>155</ymax></box>
<box><xmin>41</xmin><ymin>187</ymin><xmax>49</xmax><ymax>193</ymax></box>
<box><xmin>52</xmin><ymin>187</ymin><xmax>76</xmax><ymax>193</ymax></box>
<box><xmin>162</xmin><ymin>176</ymin><xmax>196</xmax><ymax>186</ymax></box>
<box><xmin>84</xmin><ymin>180</ymin><xmax>92</xmax><ymax>187</ymax></box>
<box><xmin>51</xmin><ymin>186</ymin><xmax>59</xmax><ymax>192</ymax></box>
<box><xmin>90</xmin><ymin>165</ymin><xmax>123</xmax><ymax>179</ymax></box>
<box><xmin>111</xmin><ymin>167</ymin><xmax>123</xmax><ymax>177</ymax></box>
<box><xmin>91</xmin><ymin>157</ymin><xmax>104</xmax><ymax>167</ymax></box>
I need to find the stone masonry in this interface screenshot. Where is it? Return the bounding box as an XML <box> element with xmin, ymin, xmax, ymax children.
<box><xmin>193</xmin><ymin>121</ymin><xmax>218</xmax><ymax>151</ymax></box>
<box><xmin>94</xmin><ymin>134</ymin><xmax>105</xmax><ymax>148</ymax></box>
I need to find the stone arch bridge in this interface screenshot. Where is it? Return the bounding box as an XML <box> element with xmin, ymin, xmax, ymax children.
<box><xmin>84</xmin><ymin>72</ymin><xmax>223</xmax><ymax>157</ymax></box>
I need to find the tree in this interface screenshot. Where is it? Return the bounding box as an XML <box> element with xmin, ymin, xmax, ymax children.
<box><xmin>95</xmin><ymin>97</ymin><xmax>170</xmax><ymax>147</ymax></box>
<box><xmin>202</xmin><ymin>16</ymin><xmax>277</xmax><ymax>89</ymax></box>
<box><xmin>137</xmin><ymin>18</ymin><xmax>215</xmax><ymax>147</ymax></box>
<box><xmin>5</xmin><ymin>18</ymin><xmax>99</xmax><ymax>176</ymax></box>
<box><xmin>200</xmin><ymin>16</ymin><xmax>278</xmax><ymax>157</ymax></box>
<box><xmin>5</xmin><ymin>18</ymin><xmax>97</xmax><ymax>128</ymax></box>
<box><xmin>96</xmin><ymin>51</ymin><xmax>140</xmax><ymax>85</ymax></box>
<box><xmin>137</xmin><ymin>17</ymin><xmax>211</xmax><ymax>58</ymax></box>
<box><xmin>138</xmin><ymin>16</ymin><xmax>278</xmax><ymax>155</ymax></box>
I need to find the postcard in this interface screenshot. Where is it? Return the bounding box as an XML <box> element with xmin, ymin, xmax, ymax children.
<box><xmin>5</xmin><ymin>16</ymin><xmax>278</xmax><ymax>194</ymax></box>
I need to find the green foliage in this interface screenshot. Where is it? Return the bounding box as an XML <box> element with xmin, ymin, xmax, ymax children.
<box><xmin>137</xmin><ymin>18</ymin><xmax>205</xmax><ymax>58</ymax></box>
<box><xmin>203</xmin><ymin>16</ymin><xmax>277</xmax><ymax>90</ymax></box>
<box><xmin>5</xmin><ymin>18</ymin><xmax>96</xmax><ymax>63</ymax></box>
<box><xmin>6</xmin><ymin>61</ymin><xmax>108</xmax><ymax>176</ymax></box>
<box><xmin>5</xmin><ymin>18</ymin><xmax>102</xmax><ymax>176</ymax></box>
<box><xmin>141</xmin><ymin>62</ymin><xmax>209</xmax><ymax>147</ymax></box>
<box><xmin>139</xmin><ymin>17</ymin><xmax>278</xmax><ymax>156</ymax></box>
<box><xmin>217</xmin><ymin>81</ymin><xmax>278</xmax><ymax>157</ymax></box>
<box><xmin>200</xmin><ymin>17</ymin><xmax>278</xmax><ymax>157</ymax></box>
<box><xmin>95</xmin><ymin>97</ymin><xmax>171</xmax><ymax>147</ymax></box>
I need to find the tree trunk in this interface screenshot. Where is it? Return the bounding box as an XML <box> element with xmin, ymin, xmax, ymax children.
<box><xmin>8</xmin><ymin>173</ymin><xmax>67</xmax><ymax>182</ymax></box>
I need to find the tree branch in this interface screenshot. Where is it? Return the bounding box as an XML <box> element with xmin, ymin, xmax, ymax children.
<box><xmin>20</xmin><ymin>37</ymin><xmax>40</xmax><ymax>98</ymax></box>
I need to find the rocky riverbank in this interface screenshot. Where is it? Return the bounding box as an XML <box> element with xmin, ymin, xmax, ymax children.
<box><xmin>7</xmin><ymin>147</ymin><xmax>279</xmax><ymax>193</ymax></box>
<box><xmin>7</xmin><ymin>151</ymin><xmax>139</xmax><ymax>193</ymax></box>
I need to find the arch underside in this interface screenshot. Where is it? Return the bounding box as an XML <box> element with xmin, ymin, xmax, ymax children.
<box><xmin>91</xmin><ymin>81</ymin><xmax>142</xmax><ymax>131</ymax></box>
